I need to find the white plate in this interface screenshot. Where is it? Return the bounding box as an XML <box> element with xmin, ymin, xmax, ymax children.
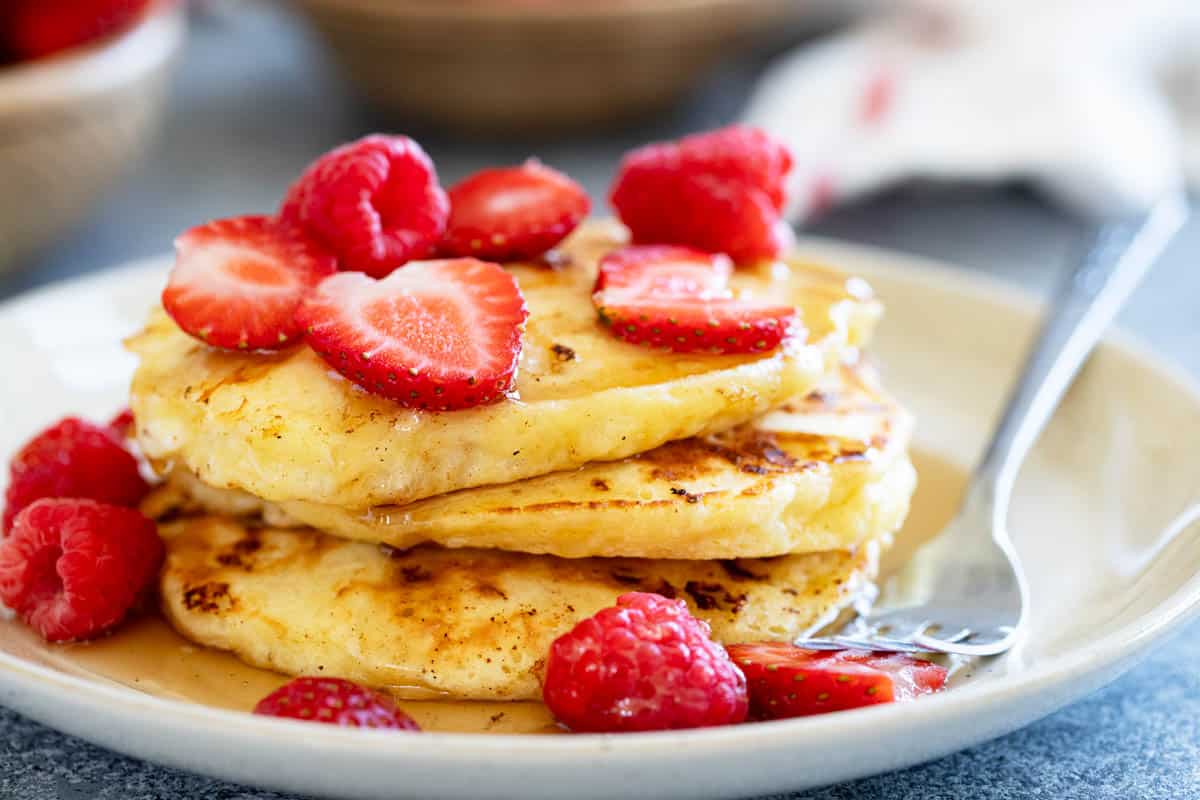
<box><xmin>0</xmin><ymin>242</ymin><xmax>1198</xmax><ymax>800</ymax></box>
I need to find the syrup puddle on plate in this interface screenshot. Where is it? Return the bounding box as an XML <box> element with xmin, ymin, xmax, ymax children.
<box><xmin>0</xmin><ymin>449</ymin><xmax>965</xmax><ymax>734</ymax></box>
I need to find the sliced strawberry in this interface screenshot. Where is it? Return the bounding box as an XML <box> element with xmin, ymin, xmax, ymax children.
<box><xmin>443</xmin><ymin>161</ymin><xmax>590</xmax><ymax>261</ymax></box>
<box><xmin>162</xmin><ymin>215</ymin><xmax>337</xmax><ymax>351</ymax></box>
<box><xmin>597</xmin><ymin>297</ymin><xmax>794</xmax><ymax>354</ymax></box>
<box><xmin>297</xmin><ymin>259</ymin><xmax>529</xmax><ymax>410</ymax></box>
<box><xmin>593</xmin><ymin>245</ymin><xmax>795</xmax><ymax>354</ymax></box>
<box><xmin>594</xmin><ymin>245</ymin><xmax>732</xmax><ymax>298</ymax></box>
<box><xmin>725</xmin><ymin>644</ymin><xmax>949</xmax><ymax>719</ymax></box>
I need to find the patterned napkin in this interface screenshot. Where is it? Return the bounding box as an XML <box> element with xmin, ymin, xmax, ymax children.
<box><xmin>744</xmin><ymin>0</ymin><xmax>1200</xmax><ymax>220</ymax></box>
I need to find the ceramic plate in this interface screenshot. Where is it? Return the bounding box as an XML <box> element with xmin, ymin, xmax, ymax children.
<box><xmin>0</xmin><ymin>242</ymin><xmax>1198</xmax><ymax>800</ymax></box>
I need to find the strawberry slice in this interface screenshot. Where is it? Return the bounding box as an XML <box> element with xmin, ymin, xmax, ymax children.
<box><xmin>297</xmin><ymin>259</ymin><xmax>529</xmax><ymax>410</ymax></box>
<box><xmin>442</xmin><ymin>161</ymin><xmax>590</xmax><ymax>261</ymax></box>
<box><xmin>162</xmin><ymin>215</ymin><xmax>337</xmax><ymax>351</ymax></box>
<box><xmin>725</xmin><ymin>644</ymin><xmax>949</xmax><ymax>719</ymax></box>
<box><xmin>594</xmin><ymin>245</ymin><xmax>733</xmax><ymax>298</ymax></box>
<box><xmin>593</xmin><ymin>245</ymin><xmax>795</xmax><ymax>354</ymax></box>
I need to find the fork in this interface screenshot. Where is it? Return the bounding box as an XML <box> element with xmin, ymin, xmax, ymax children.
<box><xmin>796</xmin><ymin>191</ymin><xmax>1190</xmax><ymax>656</ymax></box>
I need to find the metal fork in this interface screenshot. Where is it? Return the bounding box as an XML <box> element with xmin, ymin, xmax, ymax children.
<box><xmin>796</xmin><ymin>191</ymin><xmax>1190</xmax><ymax>656</ymax></box>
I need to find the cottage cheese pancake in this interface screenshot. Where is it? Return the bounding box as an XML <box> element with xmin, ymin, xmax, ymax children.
<box><xmin>160</xmin><ymin>517</ymin><xmax>882</xmax><ymax>701</ymax></box>
<box><xmin>128</xmin><ymin>221</ymin><xmax>881</xmax><ymax>510</ymax></box>
<box><xmin>153</xmin><ymin>363</ymin><xmax>914</xmax><ymax>560</ymax></box>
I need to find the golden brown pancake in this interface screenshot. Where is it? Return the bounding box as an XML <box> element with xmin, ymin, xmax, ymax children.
<box><xmin>129</xmin><ymin>221</ymin><xmax>881</xmax><ymax>510</ymax></box>
<box><xmin>148</xmin><ymin>363</ymin><xmax>914</xmax><ymax>559</ymax></box>
<box><xmin>160</xmin><ymin>516</ymin><xmax>882</xmax><ymax>701</ymax></box>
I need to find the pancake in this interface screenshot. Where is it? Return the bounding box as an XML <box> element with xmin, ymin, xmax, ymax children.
<box><xmin>149</xmin><ymin>363</ymin><xmax>915</xmax><ymax>560</ymax></box>
<box><xmin>128</xmin><ymin>220</ymin><xmax>881</xmax><ymax>510</ymax></box>
<box><xmin>159</xmin><ymin>516</ymin><xmax>882</xmax><ymax>701</ymax></box>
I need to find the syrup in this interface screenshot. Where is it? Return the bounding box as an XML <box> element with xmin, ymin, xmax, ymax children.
<box><xmin>0</xmin><ymin>449</ymin><xmax>964</xmax><ymax>734</ymax></box>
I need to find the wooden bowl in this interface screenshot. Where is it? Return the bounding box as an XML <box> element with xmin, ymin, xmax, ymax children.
<box><xmin>288</xmin><ymin>0</ymin><xmax>809</xmax><ymax>134</ymax></box>
<box><xmin>0</xmin><ymin>3</ymin><xmax>185</xmax><ymax>275</ymax></box>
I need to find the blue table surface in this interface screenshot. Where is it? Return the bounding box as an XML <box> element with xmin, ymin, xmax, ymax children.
<box><xmin>0</xmin><ymin>5</ymin><xmax>1197</xmax><ymax>799</ymax></box>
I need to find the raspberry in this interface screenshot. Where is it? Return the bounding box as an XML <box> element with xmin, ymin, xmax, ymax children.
<box><xmin>3</xmin><ymin>418</ymin><xmax>149</xmax><ymax>534</ymax></box>
<box><xmin>254</xmin><ymin>677</ymin><xmax>421</xmax><ymax>730</ymax></box>
<box><xmin>542</xmin><ymin>592</ymin><xmax>748</xmax><ymax>732</ymax></box>
<box><xmin>609</xmin><ymin>126</ymin><xmax>794</xmax><ymax>263</ymax></box>
<box><xmin>0</xmin><ymin>499</ymin><xmax>163</xmax><ymax>642</ymax></box>
<box><xmin>281</xmin><ymin>135</ymin><xmax>449</xmax><ymax>278</ymax></box>
<box><xmin>676</xmin><ymin>125</ymin><xmax>793</xmax><ymax>213</ymax></box>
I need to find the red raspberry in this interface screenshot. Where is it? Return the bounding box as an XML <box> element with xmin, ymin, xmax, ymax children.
<box><xmin>281</xmin><ymin>135</ymin><xmax>449</xmax><ymax>278</ymax></box>
<box><xmin>254</xmin><ymin>677</ymin><xmax>421</xmax><ymax>730</ymax></box>
<box><xmin>0</xmin><ymin>498</ymin><xmax>163</xmax><ymax>642</ymax></box>
<box><xmin>2</xmin><ymin>0</ymin><xmax>149</xmax><ymax>62</ymax></box>
<box><xmin>609</xmin><ymin>126</ymin><xmax>794</xmax><ymax>263</ymax></box>
<box><xmin>3</xmin><ymin>418</ymin><xmax>149</xmax><ymax>535</ymax></box>
<box><xmin>676</xmin><ymin>125</ymin><xmax>793</xmax><ymax>213</ymax></box>
<box><xmin>543</xmin><ymin>592</ymin><xmax>748</xmax><ymax>732</ymax></box>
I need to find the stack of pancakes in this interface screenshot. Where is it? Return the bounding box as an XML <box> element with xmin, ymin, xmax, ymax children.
<box><xmin>128</xmin><ymin>221</ymin><xmax>916</xmax><ymax>701</ymax></box>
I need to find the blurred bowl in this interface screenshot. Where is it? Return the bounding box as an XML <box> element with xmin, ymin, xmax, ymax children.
<box><xmin>0</xmin><ymin>2</ymin><xmax>185</xmax><ymax>276</ymax></box>
<box><xmin>288</xmin><ymin>0</ymin><xmax>813</xmax><ymax>134</ymax></box>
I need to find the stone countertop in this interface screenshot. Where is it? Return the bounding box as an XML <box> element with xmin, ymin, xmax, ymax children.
<box><xmin>0</xmin><ymin>5</ymin><xmax>1196</xmax><ymax>799</ymax></box>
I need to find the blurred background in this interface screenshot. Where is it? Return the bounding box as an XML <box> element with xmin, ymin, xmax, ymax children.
<box><xmin>0</xmin><ymin>0</ymin><xmax>1196</xmax><ymax>343</ymax></box>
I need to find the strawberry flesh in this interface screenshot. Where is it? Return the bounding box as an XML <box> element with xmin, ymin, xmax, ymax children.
<box><xmin>162</xmin><ymin>215</ymin><xmax>337</xmax><ymax>351</ymax></box>
<box><xmin>593</xmin><ymin>245</ymin><xmax>796</xmax><ymax>354</ymax></box>
<box><xmin>443</xmin><ymin>161</ymin><xmax>590</xmax><ymax>261</ymax></box>
<box><xmin>726</xmin><ymin>643</ymin><xmax>949</xmax><ymax>719</ymax></box>
<box><xmin>297</xmin><ymin>259</ymin><xmax>529</xmax><ymax>410</ymax></box>
<box><xmin>594</xmin><ymin>245</ymin><xmax>733</xmax><ymax>298</ymax></box>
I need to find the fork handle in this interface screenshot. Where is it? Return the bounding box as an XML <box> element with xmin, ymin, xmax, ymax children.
<box><xmin>973</xmin><ymin>191</ymin><xmax>1189</xmax><ymax>512</ymax></box>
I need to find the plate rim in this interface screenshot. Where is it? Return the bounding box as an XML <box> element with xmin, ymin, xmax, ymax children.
<box><xmin>0</xmin><ymin>243</ymin><xmax>1197</xmax><ymax>761</ymax></box>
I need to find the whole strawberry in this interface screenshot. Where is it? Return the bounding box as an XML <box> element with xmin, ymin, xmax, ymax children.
<box><xmin>254</xmin><ymin>677</ymin><xmax>421</xmax><ymax>730</ymax></box>
<box><xmin>543</xmin><ymin>592</ymin><xmax>748</xmax><ymax>733</ymax></box>
<box><xmin>2</xmin><ymin>417</ymin><xmax>149</xmax><ymax>534</ymax></box>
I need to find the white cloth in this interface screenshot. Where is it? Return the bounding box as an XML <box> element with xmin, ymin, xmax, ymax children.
<box><xmin>744</xmin><ymin>0</ymin><xmax>1200</xmax><ymax>221</ymax></box>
